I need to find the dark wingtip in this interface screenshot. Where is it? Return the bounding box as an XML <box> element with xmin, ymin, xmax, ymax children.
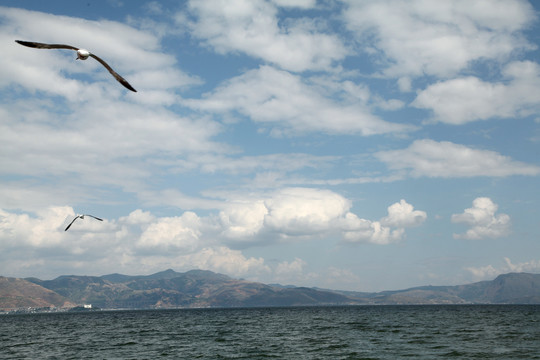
<box><xmin>124</xmin><ymin>83</ymin><xmax>137</xmax><ymax>92</ymax></box>
<box><xmin>15</xmin><ymin>40</ymin><xmax>38</xmax><ymax>48</ymax></box>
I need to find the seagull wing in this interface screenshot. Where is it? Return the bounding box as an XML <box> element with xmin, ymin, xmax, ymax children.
<box><xmin>85</xmin><ymin>214</ymin><xmax>104</xmax><ymax>222</ymax></box>
<box><xmin>89</xmin><ymin>53</ymin><xmax>137</xmax><ymax>92</ymax></box>
<box><xmin>15</xmin><ymin>40</ymin><xmax>79</xmax><ymax>51</ymax></box>
<box><xmin>65</xmin><ymin>216</ymin><xmax>80</xmax><ymax>231</ymax></box>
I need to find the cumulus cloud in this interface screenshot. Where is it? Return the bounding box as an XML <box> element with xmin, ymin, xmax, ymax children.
<box><xmin>275</xmin><ymin>258</ymin><xmax>306</xmax><ymax>277</ymax></box>
<box><xmin>0</xmin><ymin>206</ymin><xmax>270</xmax><ymax>279</ymax></box>
<box><xmin>381</xmin><ymin>199</ymin><xmax>427</xmax><ymax>228</ymax></box>
<box><xmin>263</xmin><ymin>187</ymin><xmax>351</xmax><ymax>236</ymax></box>
<box><xmin>0</xmin><ymin>205</ymin><xmax>117</xmax><ymax>272</ymax></box>
<box><xmin>343</xmin><ymin>0</ymin><xmax>536</xmax><ymax>78</ymax></box>
<box><xmin>0</xmin><ymin>192</ymin><xmax>427</xmax><ymax>280</ymax></box>
<box><xmin>376</xmin><ymin>139</ymin><xmax>540</xmax><ymax>178</ymax></box>
<box><xmin>1</xmin><ymin>190</ymin><xmax>426</xmax><ymax>268</ymax></box>
<box><xmin>341</xmin><ymin>215</ymin><xmax>403</xmax><ymax>245</ymax></box>
<box><xmin>137</xmin><ymin>212</ymin><xmax>202</xmax><ymax>252</ymax></box>
<box><xmin>341</xmin><ymin>199</ymin><xmax>426</xmax><ymax>244</ymax></box>
<box><xmin>0</xmin><ymin>207</ymin><xmax>64</xmax><ymax>248</ymax></box>
<box><xmin>452</xmin><ymin>197</ymin><xmax>511</xmax><ymax>240</ymax></box>
<box><xmin>185</xmin><ymin>66</ymin><xmax>412</xmax><ymax>136</ymax></box>
<box><xmin>216</xmin><ymin>188</ymin><xmax>426</xmax><ymax>245</ymax></box>
<box><xmin>219</xmin><ymin>201</ymin><xmax>268</xmax><ymax>239</ymax></box>
<box><xmin>413</xmin><ymin>61</ymin><xmax>540</xmax><ymax>124</ymax></box>
<box><xmin>185</xmin><ymin>0</ymin><xmax>347</xmax><ymax>72</ymax></box>
<box><xmin>185</xmin><ymin>246</ymin><xmax>270</xmax><ymax>277</ymax></box>
<box><xmin>217</xmin><ymin>187</ymin><xmax>352</xmax><ymax>242</ymax></box>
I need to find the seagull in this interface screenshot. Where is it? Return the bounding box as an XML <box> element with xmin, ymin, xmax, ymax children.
<box><xmin>65</xmin><ymin>214</ymin><xmax>103</xmax><ymax>231</ymax></box>
<box><xmin>15</xmin><ymin>40</ymin><xmax>137</xmax><ymax>92</ymax></box>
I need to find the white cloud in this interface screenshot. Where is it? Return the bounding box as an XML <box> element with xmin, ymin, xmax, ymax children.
<box><xmin>0</xmin><ymin>7</ymin><xmax>229</xmax><ymax>212</ymax></box>
<box><xmin>503</xmin><ymin>257</ymin><xmax>540</xmax><ymax>273</ymax></box>
<box><xmin>376</xmin><ymin>139</ymin><xmax>540</xmax><ymax>178</ymax></box>
<box><xmin>452</xmin><ymin>197</ymin><xmax>511</xmax><ymax>240</ymax></box>
<box><xmin>0</xmin><ymin>7</ymin><xmax>195</xmax><ymax>96</ymax></box>
<box><xmin>185</xmin><ymin>0</ymin><xmax>346</xmax><ymax>72</ymax></box>
<box><xmin>0</xmin><ymin>206</ymin><xmax>271</xmax><ymax>279</ymax></box>
<box><xmin>275</xmin><ymin>257</ymin><xmax>306</xmax><ymax>277</ymax></box>
<box><xmin>120</xmin><ymin>209</ymin><xmax>156</xmax><ymax>225</ymax></box>
<box><xmin>217</xmin><ymin>187</ymin><xmax>352</xmax><ymax>242</ymax></box>
<box><xmin>381</xmin><ymin>199</ymin><xmax>427</xmax><ymax>228</ymax></box>
<box><xmin>413</xmin><ymin>61</ymin><xmax>540</xmax><ymax>124</ymax></box>
<box><xmin>271</xmin><ymin>0</ymin><xmax>316</xmax><ymax>8</ymax></box>
<box><xmin>0</xmin><ymin>206</ymin><xmax>114</xmax><ymax>254</ymax></box>
<box><xmin>195</xmin><ymin>153</ymin><xmax>336</xmax><ymax>175</ymax></box>
<box><xmin>185</xmin><ymin>66</ymin><xmax>412</xmax><ymax>136</ymax></box>
<box><xmin>342</xmin><ymin>0</ymin><xmax>536</xmax><ymax>78</ymax></box>
<box><xmin>219</xmin><ymin>201</ymin><xmax>268</xmax><ymax>239</ymax></box>
<box><xmin>0</xmin><ymin>194</ymin><xmax>426</xmax><ymax>281</ymax></box>
<box><xmin>182</xmin><ymin>246</ymin><xmax>271</xmax><ymax>277</ymax></box>
<box><xmin>466</xmin><ymin>257</ymin><xmax>540</xmax><ymax>280</ymax></box>
<box><xmin>137</xmin><ymin>212</ymin><xmax>202</xmax><ymax>253</ymax></box>
<box><xmin>263</xmin><ymin>187</ymin><xmax>350</xmax><ymax>236</ymax></box>
<box><xmin>341</xmin><ymin>199</ymin><xmax>425</xmax><ymax>245</ymax></box>
<box><xmin>341</xmin><ymin>215</ymin><xmax>404</xmax><ymax>245</ymax></box>
<box><xmin>218</xmin><ymin>189</ymin><xmax>426</xmax><ymax>245</ymax></box>
<box><xmin>465</xmin><ymin>264</ymin><xmax>499</xmax><ymax>279</ymax></box>
<box><xmin>0</xmin><ymin>98</ymin><xmax>225</xmax><ymax>208</ymax></box>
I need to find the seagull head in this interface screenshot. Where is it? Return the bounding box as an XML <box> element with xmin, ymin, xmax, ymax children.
<box><xmin>76</xmin><ymin>49</ymin><xmax>90</xmax><ymax>60</ymax></box>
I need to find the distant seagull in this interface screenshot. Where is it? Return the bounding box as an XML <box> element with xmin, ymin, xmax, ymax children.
<box><xmin>15</xmin><ymin>40</ymin><xmax>137</xmax><ymax>92</ymax></box>
<box><xmin>65</xmin><ymin>214</ymin><xmax>103</xmax><ymax>231</ymax></box>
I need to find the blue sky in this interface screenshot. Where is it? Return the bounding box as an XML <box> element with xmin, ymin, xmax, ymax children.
<box><xmin>1</xmin><ymin>0</ymin><xmax>539</xmax><ymax>291</ymax></box>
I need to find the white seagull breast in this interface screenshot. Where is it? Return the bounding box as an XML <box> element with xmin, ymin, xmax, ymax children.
<box><xmin>76</xmin><ymin>49</ymin><xmax>90</xmax><ymax>60</ymax></box>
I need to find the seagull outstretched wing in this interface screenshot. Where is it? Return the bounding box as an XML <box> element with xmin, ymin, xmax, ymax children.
<box><xmin>15</xmin><ymin>40</ymin><xmax>78</xmax><ymax>51</ymax></box>
<box><xmin>15</xmin><ymin>40</ymin><xmax>137</xmax><ymax>92</ymax></box>
<box><xmin>85</xmin><ymin>214</ymin><xmax>104</xmax><ymax>222</ymax></box>
<box><xmin>89</xmin><ymin>53</ymin><xmax>137</xmax><ymax>92</ymax></box>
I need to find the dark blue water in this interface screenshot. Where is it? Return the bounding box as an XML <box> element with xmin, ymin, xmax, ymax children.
<box><xmin>1</xmin><ymin>305</ymin><xmax>539</xmax><ymax>359</ymax></box>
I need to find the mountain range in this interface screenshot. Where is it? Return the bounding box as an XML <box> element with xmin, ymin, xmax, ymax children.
<box><xmin>1</xmin><ymin>270</ymin><xmax>539</xmax><ymax>311</ymax></box>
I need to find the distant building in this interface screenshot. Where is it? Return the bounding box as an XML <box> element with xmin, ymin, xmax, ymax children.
<box><xmin>83</xmin><ymin>304</ymin><xmax>92</xmax><ymax>309</ymax></box>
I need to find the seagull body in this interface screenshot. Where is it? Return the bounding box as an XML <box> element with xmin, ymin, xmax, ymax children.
<box><xmin>15</xmin><ymin>40</ymin><xmax>137</xmax><ymax>92</ymax></box>
<box><xmin>65</xmin><ymin>214</ymin><xmax>103</xmax><ymax>231</ymax></box>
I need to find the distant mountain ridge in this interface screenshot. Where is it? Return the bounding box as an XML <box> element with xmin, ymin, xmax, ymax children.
<box><xmin>1</xmin><ymin>271</ymin><xmax>539</xmax><ymax>311</ymax></box>
<box><xmin>336</xmin><ymin>272</ymin><xmax>540</xmax><ymax>305</ymax></box>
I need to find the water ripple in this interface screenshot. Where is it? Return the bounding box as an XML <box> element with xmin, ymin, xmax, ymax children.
<box><xmin>1</xmin><ymin>305</ymin><xmax>539</xmax><ymax>359</ymax></box>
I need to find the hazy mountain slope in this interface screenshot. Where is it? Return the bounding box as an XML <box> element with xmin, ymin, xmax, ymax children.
<box><xmin>343</xmin><ymin>273</ymin><xmax>540</xmax><ymax>304</ymax></box>
<box><xmin>0</xmin><ymin>276</ymin><xmax>73</xmax><ymax>309</ymax></box>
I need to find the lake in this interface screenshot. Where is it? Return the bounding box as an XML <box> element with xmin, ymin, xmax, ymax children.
<box><xmin>1</xmin><ymin>305</ymin><xmax>539</xmax><ymax>359</ymax></box>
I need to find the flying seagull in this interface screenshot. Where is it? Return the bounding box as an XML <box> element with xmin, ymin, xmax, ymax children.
<box><xmin>15</xmin><ymin>40</ymin><xmax>137</xmax><ymax>92</ymax></box>
<box><xmin>65</xmin><ymin>214</ymin><xmax>103</xmax><ymax>231</ymax></box>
